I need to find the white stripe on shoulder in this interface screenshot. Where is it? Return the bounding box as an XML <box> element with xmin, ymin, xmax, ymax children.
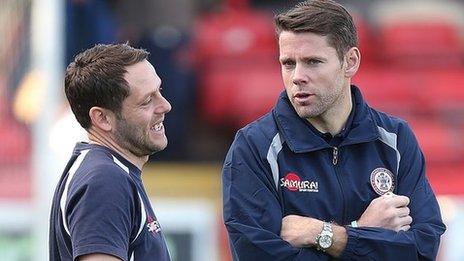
<box><xmin>113</xmin><ymin>156</ymin><xmax>130</xmax><ymax>174</ymax></box>
<box><xmin>60</xmin><ymin>149</ymin><xmax>90</xmax><ymax>236</ymax></box>
<box><xmin>132</xmin><ymin>192</ymin><xmax>147</xmax><ymax>244</ymax></box>
<box><xmin>377</xmin><ymin>126</ymin><xmax>401</xmax><ymax>173</ymax></box>
<box><xmin>266</xmin><ymin>133</ymin><xmax>284</xmax><ymax>189</ymax></box>
<box><xmin>111</xmin><ymin>156</ymin><xmax>146</xmax><ymax>244</ymax></box>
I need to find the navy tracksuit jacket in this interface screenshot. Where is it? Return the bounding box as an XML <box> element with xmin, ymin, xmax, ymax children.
<box><xmin>222</xmin><ymin>86</ymin><xmax>446</xmax><ymax>260</ymax></box>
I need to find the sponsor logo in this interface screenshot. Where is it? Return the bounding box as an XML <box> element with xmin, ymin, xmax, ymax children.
<box><xmin>147</xmin><ymin>216</ymin><xmax>161</xmax><ymax>233</ymax></box>
<box><xmin>280</xmin><ymin>172</ymin><xmax>319</xmax><ymax>192</ymax></box>
<box><xmin>370</xmin><ymin>167</ymin><xmax>395</xmax><ymax>195</ymax></box>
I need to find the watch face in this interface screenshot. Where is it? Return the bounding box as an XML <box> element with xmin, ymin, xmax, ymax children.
<box><xmin>319</xmin><ymin>235</ymin><xmax>333</xmax><ymax>249</ymax></box>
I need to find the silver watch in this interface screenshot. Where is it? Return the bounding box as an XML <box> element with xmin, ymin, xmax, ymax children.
<box><xmin>315</xmin><ymin>221</ymin><xmax>333</xmax><ymax>251</ymax></box>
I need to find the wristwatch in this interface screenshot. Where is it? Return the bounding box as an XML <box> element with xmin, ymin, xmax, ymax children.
<box><xmin>315</xmin><ymin>221</ymin><xmax>333</xmax><ymax>251</ymax></box>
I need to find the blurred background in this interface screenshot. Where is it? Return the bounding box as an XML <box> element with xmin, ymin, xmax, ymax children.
<box><xmin>1</xmin><ymin>0</ymin><xmax>464</xmax><ymax>260</ymax></box>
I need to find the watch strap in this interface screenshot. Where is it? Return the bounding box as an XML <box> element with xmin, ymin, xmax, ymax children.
<box><xmin>315</xmin><ymin>221</ymin><xmax>333</xmax><ymax>251</ymax></box>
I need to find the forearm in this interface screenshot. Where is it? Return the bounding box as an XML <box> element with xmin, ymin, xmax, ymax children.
<box><xmin>280</xmin><ymin>213</ymin><xmax>439</xmax><ymax>260</ymax></box>
<box><xmin>226</xmin><ymin>220</ymin><xmax>328</xmax><ymax>260</ymax></box>
<box><xmin>280</xmin><ymin>215</ymin><xmax>348</xmax><ymax>258</ymax></box>
<box><xmin>327</xmin><ymin>224</ymin><xmax>348</xmax><ymax>257</ymax></box>
<box><xmin>345</xmin><ymin>178</ymin><xmax>445</xmax><ymax>259</ymax></box>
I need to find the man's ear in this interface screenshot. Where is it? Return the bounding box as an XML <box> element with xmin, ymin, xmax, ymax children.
<box><xmin>344</xmin><ymin>47</ymin><xmax>361</xmax><ymax>78</ymax></box>
<box><xmin>89</xmin><ymin>107</ymin><xmax>114</xmax><ymax>132</ymax></box>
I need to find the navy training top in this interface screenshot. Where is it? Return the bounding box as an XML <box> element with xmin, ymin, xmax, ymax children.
<box><xmin>49</xmin><ymin>142</ymin><xmax>170</xmax><ymax>261</ymax></box>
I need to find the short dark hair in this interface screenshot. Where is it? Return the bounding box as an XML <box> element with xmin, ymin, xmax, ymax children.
<box><xmin>275</xmin><ymin>0</ymin><xmax>358</xmax><ymax>61</ymax></box>
<box><xmin>65</xmin><ymin>43</ymin><xmax>149</xmax><ymax>129</ymax></box>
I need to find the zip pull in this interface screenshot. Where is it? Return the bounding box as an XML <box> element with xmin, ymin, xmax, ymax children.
<box><xmin>332</xmin><ymin>147</ymin><xmax>339</xmax><ymax>165</ymax></box>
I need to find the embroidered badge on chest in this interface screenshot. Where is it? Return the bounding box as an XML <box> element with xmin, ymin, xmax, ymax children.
<box><xmin>370</xmin><ymin>168</ymin><xmax>395</xmax><ymax>195</ymax></box>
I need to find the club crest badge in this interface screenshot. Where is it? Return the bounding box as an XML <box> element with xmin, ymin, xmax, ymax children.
<box><xmin>370</xmin><ymin>168</ymin><xmax>395</xmax><ymax>195</ymax></box>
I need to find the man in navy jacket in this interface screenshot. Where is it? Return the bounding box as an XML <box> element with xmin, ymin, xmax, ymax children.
<box><xmin>222</xmin><ymin>0</ymin><xmax>446</xmax><ymax>260</ymax></box>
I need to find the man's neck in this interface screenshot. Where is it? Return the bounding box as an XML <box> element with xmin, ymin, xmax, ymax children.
<box><xmin>86</xmin><ymin>128</ymin><xmax>148</xmax><ymax>170</ymax></box>
<box><xmin>306</xmin><ymin>88</ymin><xmax>353</xmax><ymax>136</ymax></box>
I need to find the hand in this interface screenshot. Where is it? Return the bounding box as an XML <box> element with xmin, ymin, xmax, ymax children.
<box><xmin>281</xmin><ymin>215</ymin><xmax>322</xmax><ymax>247</ymax></box>
<box><xmin>358</xmin><ymin>193</ymin><xmax>412</xmax><ymax>232</ymax></box>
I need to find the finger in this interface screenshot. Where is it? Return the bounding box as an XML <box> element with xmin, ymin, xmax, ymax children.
<box><xmin>397</xmin><ymin>207</ymin><xmax>410</xmax><ymax>217</ymax></box>
<box><xmin>398</xmin><ymin>225</ymin><xmax>411</xmax><ymax>231</ymax></box>
<box><xmin>392</xmin><ymin>195</ymin><xmax>410</xmax><ymax>207</ymax></box>
<box><xmin>282</xmin><ymin>216</ymin><xmax>293</xmax><ymax>225</ymax></box>
<box><xmin>405</xmin><ymin>215</ymin><xmax>413</xmax><ymax>225</ymax></box>
<box><xmin>398</xmin><ymin>215</ymin><xmax>413</xmax><ymax>226</ymax></box>
<box><xmin>381</xmin><ymin>192</ymin><xmax>395</xmax><ymax>200</ymax></box>
<box><xmin>384</xmin><ymin>192</ymin><xmax>395</xmax><ymax>197</ymax></box>
<box><xmin>282</xmin><ymin>215</ymin><xmax>297</xmax><ymax>222</ymax></box>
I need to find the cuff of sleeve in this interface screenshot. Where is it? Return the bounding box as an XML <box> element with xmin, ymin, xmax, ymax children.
<box><xmin>338</xmin><ymin>226</ymin><xmax>359</xmax><ymax>260</ymax></box>
<box><xmin>74</xmin><ymin>244</ymin><xmax>128</xmax><ymax>261</ymax></box>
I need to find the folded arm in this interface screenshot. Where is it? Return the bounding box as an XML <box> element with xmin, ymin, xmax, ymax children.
<box><xmin>281</xmin><ymin>125</ymin><xmax>446</xmax><ymax>260</ymax></box>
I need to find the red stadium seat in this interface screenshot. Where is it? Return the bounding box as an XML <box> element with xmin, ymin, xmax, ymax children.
<box><xmin>0</xmin><ymin>117</ymin><xmax>31</xmax><ymax>200</ymax></box>
<box><xmin>353</xmin><ymin>14</ymin><xmax>376</xmax><ymax>66</ymax></box>
<box><xmin>427</xmin><ymin>164</ymin><xmax>464</xmax><ymax>195</ymax></box>
<box><xmin>380</xmin><ymin>22</ymin><xmax>464</xmax><ymax>68</ymax></box>
<box><xmin>353</xmin><ymin>68</ymin><xmax>424</xmax><ymax>117</ymax></box>
<box><xmin>378</xmin><ymin>22</ymin><xmax>463</xmax><ymax>68</ymax></box>
<box><xmin>194</xmin><ymin>4</ymin><xmax>279</xmax><ymax>127</ymax></box>
<box><xmin>200</xmin><ymin>62</ymin><xmax>282</xmax><ymax>127</ymax></box>
<box><xmin>408</xmin><ymin>119</ymin><xmax>462</xmax><ymax>164</ymax></box>
<box><xmin>229</xmin><ymin>67</ymin><xmax>282</xmax><ymax>127</ymax></box>
<box><xmin>0</xmin><ymin>164</ymin><xmax>31</xmax><ymax>199</ymax></box>
<box><xmin>0</xmin><ymin>117</ymin><xmax>30</xmax><ymax>164</ymax></box>
<box><xmin>193</xmin><ymin>7</ymin><xmax>276</xmax><ymax>63</ymax></box>
<box><xmin>420</xmin><ymin>69</ymin><xmax>464</xmax><ymax>114</ymax></box>
<box><xmin>354</xmin><ymin>67</ymin><xmax>464</xmax><ymax>117</ymax></box>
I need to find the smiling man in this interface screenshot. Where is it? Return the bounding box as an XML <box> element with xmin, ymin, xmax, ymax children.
<box><xmin>222</xmin><ymin>1</ymin><xmax>445</xmax><ymax>260</ymax></box>
<box><xmin>49</xmin><ymin>44</ymin><xmax>171</xmax><ymax>261</ymax></box>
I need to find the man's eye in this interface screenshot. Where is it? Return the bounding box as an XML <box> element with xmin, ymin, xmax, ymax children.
<box><xmin>308</xmin><ymin>59</ymin><xmax>322</xmax><ymax>65</ymax></box>
<box><xmin>143</xmin><ymin>97</ymin><xmax>152</xmax><ymax>105</ymax></box>
<box><xmin>282</xmin><ymin>61</ymin><xmax>295</xmax><ymax>68</ymax></box>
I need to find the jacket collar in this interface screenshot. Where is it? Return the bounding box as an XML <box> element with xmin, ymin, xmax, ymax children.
<box><xmin>272</xmin><ymin>85</ymin><xmax>379</xmax><ymax>153</ymax></box>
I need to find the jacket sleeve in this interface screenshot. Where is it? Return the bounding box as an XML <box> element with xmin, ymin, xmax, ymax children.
<box><xmin>222</xmin><ymin>131</ymin><xmax>327</xmax><ymax>261</ymax></box>
<box><xmin>340</xmin><ymin>123</ymin><xmax>446</xmax><ymax>260</ymax></box>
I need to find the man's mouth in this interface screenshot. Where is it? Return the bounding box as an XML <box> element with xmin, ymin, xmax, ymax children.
<box><xmin>295</xmin><ymin>93</ymin><xmax>311</xmax><ymax>98</ymax></box>
<box><xmin>151</xmin><ymin>122</ymin><xmax>164</xmax><ymax>132</ymax></box>
<box><xmin>294</xmin><ymin>92</ymin><xmax>315</xmax><ymax>104</ymax></box>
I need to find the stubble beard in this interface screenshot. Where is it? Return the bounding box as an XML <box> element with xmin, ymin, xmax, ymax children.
<box><xmin>294</xmin><ymin>90</ymin><xmax>341</xmax><ymax>120</ymax></box>
<box><xmin>114</xmin><ymin>116</ymin><xmax>161</xmax><ymax>157</ymax></box>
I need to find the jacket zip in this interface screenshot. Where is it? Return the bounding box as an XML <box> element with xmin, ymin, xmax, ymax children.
<box><xmin>332</xmin><ymin>147</ymin><xmax>339</xmax><ymax>165</ymax></box>
<box><xmin>332</xmin><ymin>147</ymin><xmax>347</xmax><ymax>224</ymax></box>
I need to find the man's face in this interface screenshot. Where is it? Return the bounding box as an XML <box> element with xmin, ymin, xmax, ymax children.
<box><xmin>113</xmin><ymin>60</ymin><xmax>171</xmax><ymax>157</ymax></box>
<box><xmin>279</xmin><ymin>31</ymin><xmax>349</xmax><ymax>120</ymax></box>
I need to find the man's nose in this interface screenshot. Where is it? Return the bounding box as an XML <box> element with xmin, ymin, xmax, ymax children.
<box><xmin>156</xmin><ymin>95</ymin><xmax>172</xmax><ymax>114</ymax></box>
<box><xmin>292</xmin><ymin>64</ymin><xmax>308</xmax><ymax>86</ymax></box>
